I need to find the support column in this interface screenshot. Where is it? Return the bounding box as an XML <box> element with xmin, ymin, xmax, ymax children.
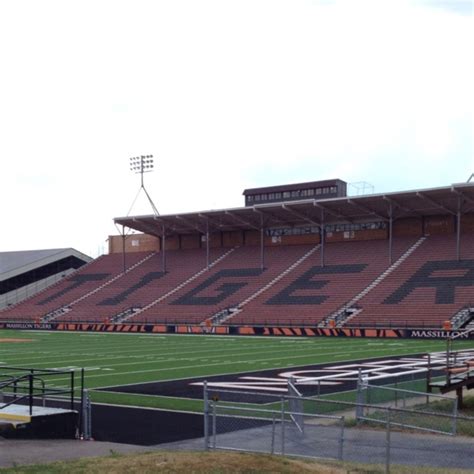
<box><xmin>206</xmin><ymin>219</ymin><xmax>210</xmax><ymax>270</ymax></box>
<box><xmin>388</xmin><ymin>202</ymin><xmax>393</xmax><ymax>266</ymax></box>
<box><xmin>456</xmin><ymin>195</ymin><xmax>461</xmax><ymax>261</ymax></box>
<box><xmin>456</xmin><ymin>386</ymin><xmax>464</xmax><ymax>409</ymax></box>
<box><xmin>320</xmin><ymin>209</ymin><xmax>325</xmax><ymax>267</ymax></box>
<box><xmin>260</xmin><ymin>213</ymin><xmax>265</xmax><ymax>271</ymax></box>
<box><xmin>161</xmin><ymin>225</ymin><xmax>167</xmax><ymax>273</ymax></box>
<box><xmin>121</xmin><ymin>225</ymin><xmax>126</xmax><ymax>274</ymax></box>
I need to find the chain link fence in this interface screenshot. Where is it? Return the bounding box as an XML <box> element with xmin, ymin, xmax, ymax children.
<box><xmin>203</xmin><ymin>378</ymin><xmax>474</xmax><ymax>472</ymax></box>
<box><xmin>357</xmin><ymin>377</ymin><xmax>459</xmax><ymax>435</ymax></box>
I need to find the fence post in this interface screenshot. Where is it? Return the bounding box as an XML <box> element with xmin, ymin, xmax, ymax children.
<box><xmin>203</xmin><ymin>381</ymin><xmax>209</xmax><ymax>450</ymax></box>
<box><xmin>281</xmin><ymin>397</ymin><xmax>285</xmax><ymax>456</ymax></box>
<box><xmin>426</xmin><ymin>353</ymin><xmax>432</xmax><ymax>394</ymax></box>
<box><xmin>385</xmin><ymin>408</ymin><xmax>391</xmax><ymax>474</ymax></box>
<box><xmin>394</xmin><ymin>379</ymin><xmax>398</xmax><ymax>408</ymax></box>
<box><xmin>446</xmin><ymin>338</ymin><xmax>451</xmax><ymax>387</ymax></box>
<box><xmin>87</xmin><ymin>391</ymin><xmax>92</xmax><ymax>440</ymax></box>
<box><xmin>339</xmin><ymin>416</ymin><xmax>345</xmax><ymax>461</ymax></box>
<box><xmin>452</xmin><ymin>396</ymin><xmax>458</xmax><ymax>436</ymax></box>
<box><xmin>212</xmin><ymin>401</ymin><xmax>217</xmax><ymax>449</ymax></box>
<box><xmin>271</xmin><ymin>414</ymin><xmax>276</xmax><ymax>455</ymax></box>
<box><xmin>81</xmin><ymin>389</ymin><xmax>92</xmax><ymax>440</ymax></box>
<box><xmin>28</xmin><ymin>373</ymin><xmax>33</xmax><ymax>416</ymax></box>
<box><xmin>79</xmin><ymin>368</ymin><xmax>85</xmax><ymax>440</ymax></box>
<box><xmin>40</xmin><ymin>379</ymin><xmax>46</xmax><ymax>407</ymax></box>
<box><xmin>70</xmin><ymin>370</ymin><xmax>75</xmax><ymax>412</ymax></box>
<box><xmin>356</xmin><ymin>369</ymin><xmax>367</xmax><ymax>422</ymax></box>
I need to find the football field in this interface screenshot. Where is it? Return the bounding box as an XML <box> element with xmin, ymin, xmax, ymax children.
<box><xmin>1</xmin><ymin>329</ymin><xmax>473</xmax><ymax>412</ymax></box>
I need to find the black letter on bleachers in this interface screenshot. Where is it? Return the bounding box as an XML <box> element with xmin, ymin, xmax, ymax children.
<box><xmin>171</xmin><ymin>268</ymin><xmax>264</xmax><ymax>305</ymax></box>
<box><xmin>98</xmin><ymin>271</ymin><xmax>166</xmax><ymax>305</ymax></box>
<box><xmin>37</xmin><ymin>273</ymin><xmax>110</xmax><ymax>305</ymax></box>
<box><xmin>266</xmin><ymin>264</ymin><xmax>367</xmax><ymax>305</ymax></box>
<box><xmin>384</xmin><ymin>260</ymin><xmax>474</xmax><ymax>305</ymax></box>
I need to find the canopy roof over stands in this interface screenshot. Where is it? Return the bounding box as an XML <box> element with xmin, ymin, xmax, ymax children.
<box><xmin>0</xmin><ymin>249</ymin><xmax>92</xmax><ymax>282</ymax></box>
<box><xmin>114</xmin><ymin>183</ymin><xmax>474</xmax><ymax>236</ymax></box>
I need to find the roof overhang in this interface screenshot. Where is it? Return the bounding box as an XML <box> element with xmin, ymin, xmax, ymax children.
<box><xmin>114</xmin><ymin>183</ymin><xmax>474</xmax><ymax>236</ymax></box>
<box><xmin>0</xmin><ymin>248</ymin><xmax>92</xmax><ymax>282</ymax></box>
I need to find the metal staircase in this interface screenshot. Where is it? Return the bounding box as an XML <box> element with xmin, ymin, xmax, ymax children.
<box><xmin>451</xmin><ymin>306</ymin><xmax>474</xmax><ymax>330</ymax></box>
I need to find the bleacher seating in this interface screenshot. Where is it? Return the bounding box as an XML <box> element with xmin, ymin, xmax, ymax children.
<box><xmin>2</xmin><ymin>233</ymin><xmax>473</xmax><ymax>329</ymax></box>
<box><xmin>228</xmin><ymin>238</ymin><xmax>417</xmax><ymax>326</ymax></box>
<box><xmin>0</xmin><ymin>252</ymin><xmax>150</xmax><ymax>321</ymax></box>
<box><xmin>128</xmin><ymin>244</ymin><xmax>315</xmax><ymax>324</ymax></box>
<box><xmin>347</xmin><ymin>234</ymin><xmax>474</xmax><ymax>328</ymax></box>
<box><xmin>58</xmin><ymin>248</ymin><xmax>228</xmax><ymax>322</ymax></box>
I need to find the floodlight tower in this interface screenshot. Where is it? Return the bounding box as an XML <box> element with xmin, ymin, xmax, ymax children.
<box><xmin>128</xmin><ymin>155</ymin><xmax>159</xmax><ymax>216</ymax></box>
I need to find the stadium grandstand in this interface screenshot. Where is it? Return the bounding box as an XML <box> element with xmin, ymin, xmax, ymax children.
<box><xmin>0</xmin><ymin>249</ymin><xmax>91</xmax><ymax>311</ymax></box>
<box><xmin>1</xmin><ymin>179</ymin><xmax>473</xmax><ymax>335</ymax></box>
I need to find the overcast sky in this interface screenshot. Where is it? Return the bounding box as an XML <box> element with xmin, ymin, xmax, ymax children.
<box><xmin>0</xmin><ymin>0</ymin><xmax>472</xmax><ymax>257</ymax></box>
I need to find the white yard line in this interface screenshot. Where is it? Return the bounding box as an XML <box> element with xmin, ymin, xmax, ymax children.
<box><xmin>44</xmin><ymin>348</ymin><xmax>382</xmax><ymax>385</ymax></box>
<box><xmin>0</xmin><ymin>339</ymin><xmax>365</xmax><ymax>365</ymax></box>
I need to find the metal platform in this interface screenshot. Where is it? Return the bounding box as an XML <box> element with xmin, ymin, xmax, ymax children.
<box><xmin>0</xmin><ymin>404</ymin><xmax>75</xmax><ymax>423</ymax></box>
<box><xmin>0</xmin><ymin>403</ymin><xmax>78</xmax><ymax>439</ymax></box>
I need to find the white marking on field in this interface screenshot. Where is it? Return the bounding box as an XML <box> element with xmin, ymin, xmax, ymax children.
<box><xmin>17</xmin><ymin>343</ymin><xmax>467</xmax><ymax>391</ymax></box>
<box><xmin>50</xmin><ymin>366</ymin><xmax>78</xmax><ymax>370</ymax></box>
<box><xmin>23</xmin><ymin>331</ymin><xmax>51</xmax><ymax>334</ymax></box>
<box><xmin>202</xmin><ymin>337</ymin><xmax>236</xmax><ymax>340</ymax></box>
<box><xmin>89</xmin><ymin>349</ymin><xmax>456</xmax><ymax>388</ymax></box>
<box><xmin>192</xmin><ymin>381</ymin><xmax>288</xmax><ymax>392</ymax></box>
<box><xmin>241</xmin><ymin>376</ymin><xmax>283</xmax><ymax>382</ymax></box>
<box><xmin>203</xmin><ymin>349</ymin><xmax>474</xmax><ymax>394</ymax></box>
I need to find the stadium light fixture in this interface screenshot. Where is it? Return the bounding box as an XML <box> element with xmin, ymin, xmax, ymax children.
<box><xmin>127</xmin><ymin>154</ymin><xmax>159</xmax><ymax>216</ymax></box>
<box><xmin>130</xmin><ymin>155</ymin><xmax>155</xmax><ymax>176</ymax></box>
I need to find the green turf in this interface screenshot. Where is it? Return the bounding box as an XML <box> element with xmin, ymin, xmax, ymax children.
<box><xmin>0</xmin><ymin>329</ymin><xmax>473</xmax><ymax>412</ymax></box>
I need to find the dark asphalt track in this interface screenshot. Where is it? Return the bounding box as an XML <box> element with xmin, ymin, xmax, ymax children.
<box><xmin>98</xmin><ymin>353</ymin><xmax>443</xmax><ymax>403</ymax></box>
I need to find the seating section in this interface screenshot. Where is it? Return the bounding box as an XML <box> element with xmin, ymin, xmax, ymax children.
<box><xmin>59</xmin><ymin>248</ymin><xmax>228</xmax><ymax>322</ymax></box>
<box><xmin>348</xmin><ymin>234</ymin><xmax>474</xmax><ymax>327</ymax></box>
<box><xmin>2</xmin><ymin>233</ymin><xmax>473</xmax><ymax>328</ymax></box>
<box><xmin>0</xmin><ymin>252</ymin><xmax>151</xmax><ymax>321</ymax></box>
<box><xmin>128</xmin><ymin>245</ymin><xmax>315</xmax><ymax>324</ymax></box>
<box><xmin>229</xmin><ymin>238</ymin><xmax>416</xmax><ymax>326</ymax></box>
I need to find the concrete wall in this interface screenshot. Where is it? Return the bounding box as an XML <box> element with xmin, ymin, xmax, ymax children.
<box><xmin>108</xmin><ymin>234</ymin><xmax>160</xmax><ymax>254</ymax></box>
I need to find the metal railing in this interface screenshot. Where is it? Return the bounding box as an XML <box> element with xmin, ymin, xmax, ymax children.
<box><xmin>0</xmin><ymin>366</ymin><xmax>87</xmax><ymax>438</ymax></box>
<box><xmin>203</xmin><ymin>378</ymin><xmax>474</xmax><ymax>473</ymax></box>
